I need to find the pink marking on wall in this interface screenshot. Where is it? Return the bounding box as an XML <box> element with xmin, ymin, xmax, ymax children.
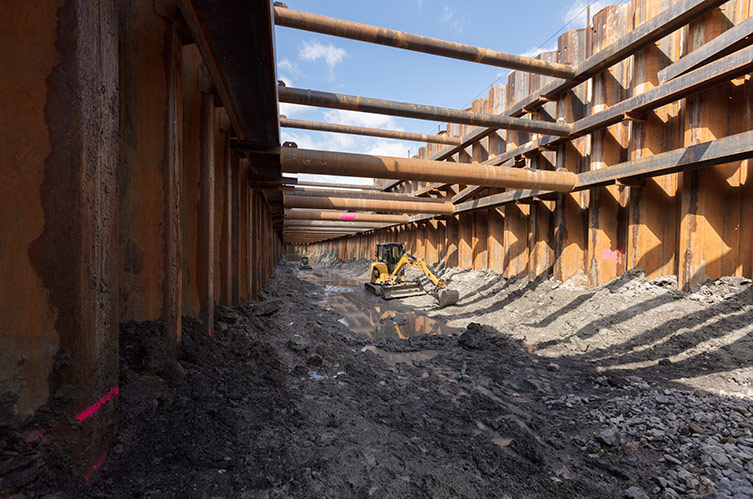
<box><xmin>339</xmin><ymin>214</ymin><xmax>356</xmax><ymax>220</ymax></box>
<box><xmin>602</xmin><ymin>249</ymin><xmax>624</xmax><ymax>263</ymax></box>
<box><xmin>76</xmin><ymin>386</ymin><xmax>119</xmax><ymax>424</ymax></box>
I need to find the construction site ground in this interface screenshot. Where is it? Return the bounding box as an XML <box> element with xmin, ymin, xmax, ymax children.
<box><xmin>5</xmin><ymin>258</ymin><xmax>753</xmax><ymax>497</ymax></box>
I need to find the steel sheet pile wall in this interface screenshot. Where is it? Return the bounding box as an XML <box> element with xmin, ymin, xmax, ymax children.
<box><xmin>0</xmin><ymin>0</ymin><xmax>280</xmax><ymax>477</ymax></box>
<box><xmin>293</xmin><ymin>0</ymin><xmax>753</xmax><ymax>291</ymax></box>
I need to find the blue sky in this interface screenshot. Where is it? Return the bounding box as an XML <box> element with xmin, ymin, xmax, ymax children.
<box><xmin>274</xmin><ymin>0</ymin><xmax>620</xmax><ymax>184</ymax></box>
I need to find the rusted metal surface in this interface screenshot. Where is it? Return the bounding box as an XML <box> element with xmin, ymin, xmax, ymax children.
<box><xmin>280</xmin><ymin>147</ymin><xmax>578</xmax><ymax>191</ymax></box>
<box><xmin>293</xmin><ymin>187</ymin><xmax>450</xmax><ymax>203</ymax></box>
<box><xmin>181</xmin><ymin>44</ymin><xmax>202</xmax><ymax>318</ymax></box>
<box><xmin>284</xmin><ymin>193</ymin><xmax>455</xmax><ymax>215</ymax></box>
<box><xmin>1</xmin><ymin>0</ymin><xmax>119</xmax><ymax>472</ymax></box>
<box><xmin>284</xmin><ymin>209</ymin><xmax>410</xmax><ymax>223</ymax></box>
<box><xmin>278</xmin><ymin>86</ymin><xmax>572</xmax><ymax>137</ymax></box>
<box><xmin>285</xmin><ymin>220</ymin><xmax>390</xmax><ymax>229</ymax></box>
<box><xmin>312</xmin><ymin>0</ymin><xmax>753</xmax><ymax>292</ymax></box>
<box><xmin>658</xmin><ymin>15</ymin><xmax>753</xmax><ymax>83</ymax></box>
<box><xmin>198</xmin><ymin>91</ymin><xmax>215</xmax><ymax>332</ymax></box>
<box><xmin>293</xmin><ymin>180</ymin><xmax>383</xmax><ymax>190</ymax></box>
<box><xmin>280</xmin><ymin>117</ymin><xmax>462</xmax><ymax>145</ymax></box>
<box><xmin>274</xmin><ymin>6</ymin><xmax>577</xmax><ymax>78</ymax></box>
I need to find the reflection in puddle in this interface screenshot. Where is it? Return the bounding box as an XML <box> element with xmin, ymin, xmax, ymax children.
<box><xmin>362</xmin><ymin>345</ymin><xmax>440</xmax><ymax>366</ymax></box>
<box><xmin>299</xmin><ymin>271</ymin><xmax>457</xmax><ymax>340</ymax></box>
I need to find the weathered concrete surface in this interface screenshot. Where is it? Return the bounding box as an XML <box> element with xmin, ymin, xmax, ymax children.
<box><xmin>1</xmin><ymin>0</ymin><xmax>119</xmax><ymax>472</ymax></box>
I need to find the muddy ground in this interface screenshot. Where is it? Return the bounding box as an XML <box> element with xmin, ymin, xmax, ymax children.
<box><xmin>3</xmin><ymin>257</ymin><xmax>753</xmax><ymax>497</ymax></box>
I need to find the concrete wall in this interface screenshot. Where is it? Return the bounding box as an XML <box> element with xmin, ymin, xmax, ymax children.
<box><xmin>0</xmin><ymin>0</ymin><xmax>281</xmax><ymax>475</ymax></box>
<box><xmin>295</xmin><ymin>0</ymin><xmax>753</xmax><ymax>291</ymax></box>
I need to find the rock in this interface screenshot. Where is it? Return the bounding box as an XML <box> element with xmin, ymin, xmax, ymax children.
<box><xmin>596</xmin><ymin>427</ymin><xmax>620</xmax><ymax>447</ymax></box>
<box><xmin>623</xmin><ymin>486</ymin><xmax>649</xmax><ymax>499</ymax></box>
<box><xmin>711</xmin><ymin>452</ymin><xmax>730</xmax><ymax>467</ymax></box>
<box><xmin>547</xmin><ymin>362</ymin><xmax>560</xmax><ymax>372</ymax></box>
<box><xmin>288</xmin><ymin>336</ymin><xmax>308</xmax><ymax>352</ymax></box>
<box><xmin>664</xmin><ymin>454</ymin><xmax>682</xmax><ymax>466</ymax></box>
<box><xmin>160</xmin><ymin>359</ymin><xmax>185</xmax><ymax>387</ymax></box>
<box><xmin>215</xmin><ymin>307</ymin><xmax>240</xmax><ymax>324</ymax></box>
<box><xmin>252</xmin><ymin>299</ymin><xmax>282</xmax><ymax>317</ymax></box>
<box><xmin>688</xmin><ymin>423</ymin><xmax>705</xmax><ymax>434</ymax></box>
<box><xmin>305</xmin><ymin>354</ymin><xmax>323</xmax><ymax>367</ymax></box>
<box><xmin>658</xmin><ymin>358</ymin><xmax>672</xmax><ymax>366</ymax></box>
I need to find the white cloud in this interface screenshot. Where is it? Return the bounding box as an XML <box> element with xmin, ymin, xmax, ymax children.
<box><xmin>441</xmin><ymin>5</ymin><xmax>453</xmax><ymax>23</ymax></box>
<box><xmin>322</xmin><ymin>109</ymin><xmax>402</xmax><ymax>130</ymax></box>
<box><xmin>562</xmin><ymin>0</ymin><xmax>614</xmax><ymax>29</ymax></box>
<box><xmin>278</xmin><ymin>102</ymin><xmax>315</xmax><ymax>118</ymax></box>
<box><xmin>520</xmin><ymin>41</ymin><xmax>558</xmax><ymax>59</ymax></box>
<box><xmin>440</xmin><ymin>4</ymin><xmax>467</xmax><ymax>34</ymax></box>
<box><xmin>278</xmin><ymin>76</ymin><xmax>294</xmax><ymax>87</ymax></box>
<box><xmin>277</xmin><ymin>58</ymin><xmax>302</xmax><ymax>78</ymax></box>
<box><xmin>416</xmin><ymin>0</ymin><xmax>423</xmax><ymax>10</ymax></box>
<box><xmin>298</xmin><ymin>40</ymin><xmax>347</xmax><ymax>71</ymax></box>
<box><xmin>365</xmin><ymin>140</ymin><xmax>412</xmax><ymax>157</ymax></box>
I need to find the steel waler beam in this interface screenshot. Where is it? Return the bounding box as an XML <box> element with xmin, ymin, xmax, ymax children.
<box><xmin>273</xmin><ymin>6</ymin><xmax>577</xmax><ymax>79</ymax></box>
<box><xmin>284</xmin><ymin>194</ymin><xmax>455</xmax><ymax>215</ymax></box>
<box><xmin>284</xmin><ymin>209</ymin><xmax>410</xmax><ymax>223</ymax></box>
<box><xmin>280</xmin><ymin>117</ymin><xmax>461</xmax><ymax>145</ymax></box>
<box><xmin>278</xmin><ymin>86</ymin><xmax>572</xmax><ymax>137</ymax></box>
<box><xmin>281</xmin><ymin>147</ymin><xmax>577</xmax><ymax>192</ymax></box>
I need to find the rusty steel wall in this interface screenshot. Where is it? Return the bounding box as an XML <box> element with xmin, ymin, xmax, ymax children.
<box><xmin>0</xmin><ymin>0</ymin><xmax>281</xmax><ymax>477</ymax></box>
<box><xmin>119</xmin><ymin>0</ymin><xmax>186</xmax><ymax>348</ymax></box>
<box><xmin>294</xmin><ymin>0</ymin><xmax>753</xmax><ymax>291</ymax></box>
<box><xmin>1</xmin><ymin>0</ymin><xmax>120</xmax><ymax>474</ymax></box>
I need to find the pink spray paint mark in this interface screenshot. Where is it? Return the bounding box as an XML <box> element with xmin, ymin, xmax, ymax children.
<box><xmin>25</xmin><ymin>429</ymin><xmax>45</xmax><ymax>443</ymax></box>
<box><xmin>602</xmin><ymin>249</ymin><xmax>624</xmax><ymax>263</ymax></box>
<box><xmin>84</xmin><ymin>453</ymin><xmax>107</xmax><ymax>481</ymax></box>
<box><xmin>76</xmin><ymin>386</ymin><xmax>119</xmax><ymax>424</ymax></box>
<box><xmin>339</xmin><ymin>214</ymin><xmax>356</xmax><ymax>220</ymax></box>
<box><xmin>209</xmin><ymin>329</ymin><xmax>218</xmax><ymax>342</ymax></box>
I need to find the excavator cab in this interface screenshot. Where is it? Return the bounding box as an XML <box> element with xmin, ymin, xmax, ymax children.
<box><xmin>376</xmin><ymin>243</ymin><xmax>405</xmax><ymax>275</ymax></box>
<box><xmin>366</xmin><ymin>242</ymin><xmax>459</xmax><ymax>306</ymax></box>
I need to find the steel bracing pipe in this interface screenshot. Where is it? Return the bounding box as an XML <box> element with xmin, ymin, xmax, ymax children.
<box><xmin>284</xmin><ymin>194</ymin><xmax>455</xmax><ymax>215</ymax></box>
<box><xmin>291</xmin><ymin>180</ymin><xmax>384</xmax><ymax>190</ymax></box>
<box><xmin>293</xmin><ymin>187</ymin><xmax>449</xmax><ymax>203</ymax></box>
<box><xmin>278</xmin><ymin>86</ymin><xmax>572</xmax><ymax>137</ymax></box>
<box><xmin>280</xmin><ymin>117</ymin><xmax>461</xmax><ymax>145</ymax></box>
<box><xmin>284</xmin><ymin>209</ymin><xmax>410</xmax><ymax>223</ymax></box>
<box><xmin>284</xmin><ymin>220</ymin><xmax>390</xmax><ymax>228</ymax></box>
<box><xmin>273</xmin><ymin>7</ymin><xmax>577</xmax><ymax>79</ymax></box>
<box><xmin>281</xmin><ymin>147</ymin><xmax>577</xmax><ymax>192</ymax></box>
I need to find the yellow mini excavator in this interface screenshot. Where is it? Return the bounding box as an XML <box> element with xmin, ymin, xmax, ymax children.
<box><xmin>365</xmin><ymin>242</ymin><xmax>460</xmax><ymax>307</ymax></box>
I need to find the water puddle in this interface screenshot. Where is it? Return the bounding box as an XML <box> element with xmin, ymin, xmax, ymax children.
<box><xmin>298</xmin><ymin>270</ymin><xmax>457</xmax><ymax>340</ymax></box>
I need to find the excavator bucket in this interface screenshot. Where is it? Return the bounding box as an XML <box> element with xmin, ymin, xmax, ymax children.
<box><xmin>437</xmin><ymin>288</ymin><xmax>460</xmax><ymax>307</ymax></box>
<box><xmin>380</xmin><ymin>282</ymin><xmax>425</xmax><ymax>300</ymax></box>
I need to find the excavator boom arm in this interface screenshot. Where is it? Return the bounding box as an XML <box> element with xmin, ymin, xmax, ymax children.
<box><xmin>392</xmin><ymin>252</ymin><xmax>444</xmax><ymax>288</ymax></box>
